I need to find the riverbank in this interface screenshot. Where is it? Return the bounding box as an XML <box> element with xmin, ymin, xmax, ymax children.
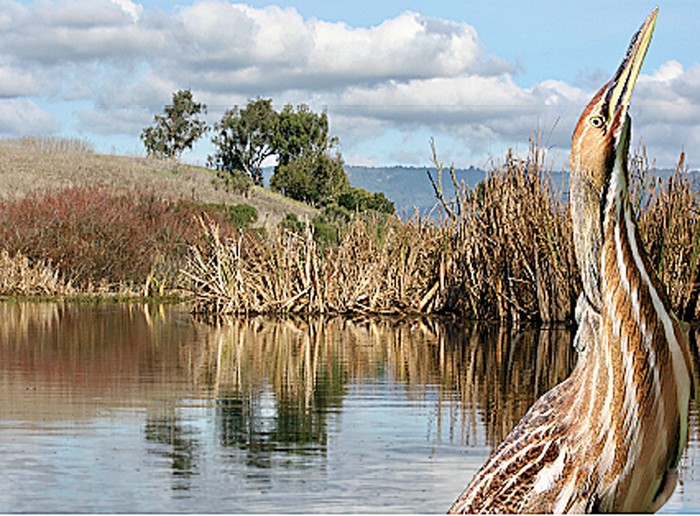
<box><xmin>1</xmin><ymin>138</ymin><xmax>698</xmax><ymax>323</ymax></box>
<box><xmin>0</xmin><ymin>137</ymin><xmax>316</xmax><ymax>300</ymax></box>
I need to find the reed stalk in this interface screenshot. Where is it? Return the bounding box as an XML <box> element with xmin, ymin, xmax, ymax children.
<box><xmin>0</xmin><ymin>250</ymin><xmax>73</xmax><ymax>296</ymax></box>
<box><xmin>185</xmin><ymin>213</ymin><xmax>446</xmax><ymax>315</ymax></box>
<box><xmin>185</xmin><ymin>143</ymin><xmax>699</xmax><ymax>322</ymax></box>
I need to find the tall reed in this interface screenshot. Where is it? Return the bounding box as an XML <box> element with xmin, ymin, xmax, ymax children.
<box><xmin>439</xmin><ymin>142</ymin><xmax>578</xmax><ymax>323</ymax></box>
<box><xmin>0</xmin><ymin>250</ymin><xmax>73</xmax><ymax>296</ymax></box>
<box><xmin>632</xmin><ymin>150</ymin><xmax>700</xmax><ymax>321</ymax></box>
<box><xmin>185</xmin><ymin>213</ymin><xmax>445</xmax><ymax>315</ymax></box>
<box><xmin>185</xmin><ymin>143</ymin><xmax>699</xmax><ymax>322</ymax></box>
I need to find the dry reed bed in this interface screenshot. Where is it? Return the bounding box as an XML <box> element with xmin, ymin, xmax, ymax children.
<box><xmin>185</xmin><ymin>147</ymin><xmax>699</xmax><ymax>322</ymax></box>
<box><xmin>440</xmin><ymin>146</ymin><xmax>578</xmax><ymax>323</ymax></box>
<box><xmin>0</xmin><ymin>250</ymin><xmax>73</xmax><ymax>296</ymax></box>
<box><xmin>633</xmin><ymin>151</ymin><xmax>700</xmax><ymax>321</ymax></box>
<box><xmin>185</xmin><ymin>214</ymin><xmax>445</xmax><ymax>315</ymax></box>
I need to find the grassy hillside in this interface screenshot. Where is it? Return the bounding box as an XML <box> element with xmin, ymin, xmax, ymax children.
<box><xmin>0</xmin><ymin>137</ymin><xmax>317</xmax><ymax>227</ymax></box>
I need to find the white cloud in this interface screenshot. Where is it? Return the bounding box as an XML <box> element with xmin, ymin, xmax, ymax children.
<box><xmin>628</xmin><ymin>61</ymin><xmax>700</xmax><ymax>165</ymax></box>
<box><xmin>78</xmin><ymin>106</ymin><xmax>149</xmax><ymax>135</ymax></box>
<box><xmin>306</xmin><ymin>12</ymin><xmax>508</xmax><ymax>82</ymax></box>
<box><xmin>0</xmin><ymin>0</ymin><xmax>163</xmax><ymax>64</ymax></box>
<box><xmin>110</xmin><ymin>0</ymin><xmax>143</xmax><ymax>21</ymax></box>
<box><xmin>0</xmin><ymin>61</ymin><xmax>43</xmax><ymax>97</ymax></box>
<box><xmin>166</xmin><ymin>3</ymin><xmax>509</xmax><ymax>95</ymax></box>
<box><xmin>0</xmin><ymin>1</ymin><xmax>696</xmax><ymax>167</ymax></box>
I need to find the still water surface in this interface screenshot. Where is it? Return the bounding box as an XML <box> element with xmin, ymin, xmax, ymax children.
<box><xmin>0</xmin><ymin>302</ymin><xmax>698</xmax><ymax>513</ymax></box>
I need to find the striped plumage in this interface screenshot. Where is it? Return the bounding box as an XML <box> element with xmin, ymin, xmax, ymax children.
<box><xmin>449</xmin><ymin>8</ymin><xmax>694</xmax><ymax>514</ymax></box>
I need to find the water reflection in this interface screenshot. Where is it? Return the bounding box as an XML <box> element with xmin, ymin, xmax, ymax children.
<box><xmin>192</xmin><ymin>316</ymin><xmax>577</xmax><ymax>453</ymax></box>
<box><xmin>144</xmin><ymin>408</ymin><xmax>199</xmax><ymax>489</ymax></box>
<box><xmin>199</xmin><ymin>318</ymin><xmax>348</xmax><ymax>462</ymax></box>
<box><xmin>0</xmin><ymin>302</ymin><xmax>697</xmax><ymax>513</ymax></box>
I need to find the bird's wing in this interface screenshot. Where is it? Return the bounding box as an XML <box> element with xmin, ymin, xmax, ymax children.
<box><xmin>449</xmin><ymin>381</ymin><xmax>575</xmax><ymax>513</ymax></box>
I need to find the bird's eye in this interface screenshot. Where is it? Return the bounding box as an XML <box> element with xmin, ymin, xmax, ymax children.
<box><xmin>589</xmin><ymin>115</ymin><xmax>605</xmax><ymax>128</ymax></box>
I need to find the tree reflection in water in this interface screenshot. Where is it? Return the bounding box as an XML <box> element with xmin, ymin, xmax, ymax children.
<box><xmin>199</xmin><ymin>318</ymin><xmax>349</xmax><ymax>467</ymax></box>
<box><xmin>144</xmin><ymin>407</ymin><xmax>200</xmax><ymax>490</ymax></box>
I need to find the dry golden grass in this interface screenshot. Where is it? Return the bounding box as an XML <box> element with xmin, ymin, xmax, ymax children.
<box><xmin>183</xmin><ymin>142</ymin><xmax>579</xmax><ymax>321</ymax></box>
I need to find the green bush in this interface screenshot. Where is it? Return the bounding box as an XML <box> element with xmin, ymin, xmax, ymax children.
<box><xmin>225</xmin><ymin>204</ymin><xmax>258</xmax><ymax>226</ymax></box>
<box><xmin>212</xmin><ymin>169</ymin><xmax>253</xmax><ymax>196</ymax></box>
<box><xmin>321</xmin><ymin>203</ymin><xmax>352</xmax><ymax>223</ymax></box>
<box><xmin>271</xmin><ymin>151</ymin><xmax>348</xmax><ymax>207</ymax></box>
<box><xmin>312</xmin><ymin>214</ymin><xmax>340</xmax><ymax>246</ymax></box>
<box><xmin>337</xmin><ymin>187</ymin><xmax>395</xmax><ymax>214</ymax></box>
<box><xmin>280</xmin><ymin>213</ymin><xmax>305</xmax><ymax>233</ymax></box>
<box><xmin>279</xmin><ymin>212</ymin><xmax>340</xmax><ymax>246</ymax></box>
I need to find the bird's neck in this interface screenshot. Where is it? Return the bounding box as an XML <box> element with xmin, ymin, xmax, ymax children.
<box><xmin>567</xmin><ymin>154</ymin><xmax>693</xmax><ymax>511</ymax></box>
<box><xmin>598</xmin><ymin>145</ymin><xmax>675</xmax><ymax>362</ymax></box>
<box><xmin>596</xmin><ymin>147</ymin><xmax>690</xmax><ymax>420</ymax></box>
<box><xmin>570</xmin><ymin>170</ymin><xmax>604</xmax><ymax>311</ymax></box>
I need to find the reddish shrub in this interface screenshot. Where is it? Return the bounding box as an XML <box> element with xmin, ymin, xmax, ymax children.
<box><xmin>0</xmin><ymin>186</ymin><xmax>233</xmax><ymax>289</ymax></box>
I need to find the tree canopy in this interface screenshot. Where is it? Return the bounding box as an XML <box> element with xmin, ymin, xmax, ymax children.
<box><xmin>209</xmin><ymin>100</ymin><xmax>350</xmax><ymax>207</ymax></box>
<box><xmin>207</xmin><ymin>98</ymin><xmax>277</xmax><ymax>186</ymax></box>
<box><xmin>141</xmin><ymin>89</ymin><xmax>207</xmax><ymax>160</ymax></box>
<box><xmin>270</xmin><ymin>150</ymin><xmax>348</xmax><ymax>206</ymax></box>
<box><xmin>141</xmin><ymin>93</ymin><xmax>396</xmax><ymax>215</ymax></box>
<box><xmin>269</xmin><ymin>104</ymin><xmax>347</xmax><ymax>206</ymax></box>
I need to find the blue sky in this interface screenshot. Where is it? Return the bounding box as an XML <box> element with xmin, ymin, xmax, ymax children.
<box><xmin>1</xmin><ymin>0</ymin><xmax>699</xmax><ymax>170</ymax></box>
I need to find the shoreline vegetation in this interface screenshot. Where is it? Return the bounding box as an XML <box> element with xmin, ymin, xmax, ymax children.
<box><xmin>0</xmin><ymin>137</ymin><xmax>698</xmax><ymax>323</ymax></box>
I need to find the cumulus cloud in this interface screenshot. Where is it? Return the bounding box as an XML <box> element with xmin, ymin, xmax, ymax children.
<box><xmin>0</xmin><ymin>61</ymin><xmax>44</xmax><ymax>98</ymax></box>
<box><xmin>165</xmin><ymin>3</ymin><xmax>510</xmax><ymax>94</ymax></box>
<box><xmin>0</xmin><ymin>0</ymin><xmax>163</xmax><ymax>64</ymax></box>
<box><xmin>110</xmin><ymin>0</ymin><xmax>143</xmax><ymax>21</ymax></box>
<box><xmin>628</xmin><ymin>61</ymin><xmax>700</xmax><ymax>165</ymax></box>
<box><xmin>0</xmin><ymin>0</ymin><xmax>696</xmax><ymax>167</ymax></box>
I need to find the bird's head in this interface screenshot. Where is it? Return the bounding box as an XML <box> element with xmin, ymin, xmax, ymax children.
<box><xmin>569</xmin><ymin>8</ymin><xmax>657</xmax><ymax>310</ymax></box>
<box><xmin>570</xmin><ymin>8</ymin><xmax>657</xmax><ymax>189</ymax></box>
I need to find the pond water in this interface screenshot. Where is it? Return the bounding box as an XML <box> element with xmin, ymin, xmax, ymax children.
<box><xmin>0</xmin><ymin>302</ymin><xmax>698</xmax><ymax>513</ymax></box>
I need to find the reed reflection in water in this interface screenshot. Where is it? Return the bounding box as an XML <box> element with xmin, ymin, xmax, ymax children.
<box><xmin>193</xmin><ymin>316</ymin><xmax>577</xmax><ymax>452</ymax></box>
<box><xmin>0</xmin><ymin>302</ymin><xmax>697</xmax><ymax>512</ymax></box>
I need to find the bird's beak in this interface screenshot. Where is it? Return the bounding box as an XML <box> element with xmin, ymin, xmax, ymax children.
<box><xmin>604</xmin><ymin>7</ymin><xmax>657</xmax><ymax>125</ymax></box>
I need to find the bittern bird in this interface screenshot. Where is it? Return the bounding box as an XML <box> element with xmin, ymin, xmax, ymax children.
<box><xmin>449</xmin><ymin>8</ymin><xmax>694</xmax><ymax>514</ymax></box>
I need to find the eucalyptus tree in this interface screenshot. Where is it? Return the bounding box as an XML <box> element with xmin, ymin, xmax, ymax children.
<box><xmin>207</xmin><ymin>98</ymin><xmax>277</xmax><ymax>186</ymax></box>
<box><xmin>141</xmin><ymin>89</ymin><xmax>208</xmax><ymax>160</ymax></box>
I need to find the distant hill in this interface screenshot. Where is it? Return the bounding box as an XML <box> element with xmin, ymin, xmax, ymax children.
<box><xmin>345</xmin><ymin>165</ymin><xmax>487</xmax><ymax>216</ymax></box>
<box><xmin>345</xmin><ymin>165</ymin><xmax>697</xmax><ymax>216</ymax></box>
<box><xmin>345</xmin><ymin>165</ymin><xmax>572</xmax><ymax>216</ymax></box>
